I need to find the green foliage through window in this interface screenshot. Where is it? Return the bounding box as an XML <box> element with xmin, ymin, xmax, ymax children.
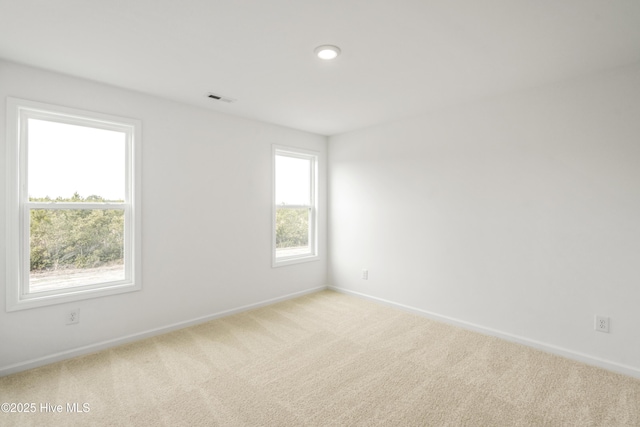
<box><xmin>276</xmin><ymin>207</ymin><xmax>309</xmax><ymax>249</ymax></box>
<box><xmin>30</xmin><ymin>194</ymin><xmax>124</xmax><ymax>272</ymax></box>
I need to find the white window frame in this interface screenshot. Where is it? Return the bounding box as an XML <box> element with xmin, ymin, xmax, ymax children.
<box><xmin>5</xmin><ymin>97</ymin><xmax>142</xmax><ymax>311</ymax></box>
<box><xmin>272</xmin><ymin>145</ymin><xmax>319</xmax><ymax>267</ymax></box>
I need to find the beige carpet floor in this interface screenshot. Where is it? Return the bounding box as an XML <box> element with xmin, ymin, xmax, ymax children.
<box><xmin>1</xmin><ymin>290</ymin><xmax>639</xmax><ymax>426</ymax></box>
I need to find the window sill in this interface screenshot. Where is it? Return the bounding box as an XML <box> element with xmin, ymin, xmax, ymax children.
<box><xmin>6</xmin><ymin>281</ymin><xmax>141</xmax><ymax>312</ymax></box>
<box><xmin>272</xmin><ymin>254</ymin><xmax>319</xmax><ymax>268</ymax></box>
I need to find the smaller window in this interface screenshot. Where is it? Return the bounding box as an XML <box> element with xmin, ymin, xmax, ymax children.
<box><xmin>272</xmin><ymin>146</ymin><xmax>318</xmax><ymax>266</ymax></box>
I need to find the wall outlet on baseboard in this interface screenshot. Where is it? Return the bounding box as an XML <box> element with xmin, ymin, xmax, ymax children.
<box><xmin>66</xmin><ymin>309</ymin><xmax>80</xmax><ymax>325</ymax></box>
<box><xmin>362</xmin><ymin>269</ymin><xmax>368</xmax><ymax>280</ymax></box>
<box><xmin>595</xmin><ymin>315</ymin><xmax>609</xmax><ymax>333</ymax></box>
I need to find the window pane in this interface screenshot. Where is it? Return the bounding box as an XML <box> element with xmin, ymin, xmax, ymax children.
<box><xmin>275</xmin><ymin>207</ymin><xmax>309</xmax><ymax>257</ymax></box>
<box><xmin>275</xmin><ymin>155</ymin><xmax>310</xmax><ymax>205</ymax></box>
<box><xmin>29</xmin><ymin>209</ymin><xmax>125</xmax><ymax>293</ymax></box>
<box><xmin>28</xmin><ymin>119</ymin><xmax>126</xmax><ymax>202</ymax></box>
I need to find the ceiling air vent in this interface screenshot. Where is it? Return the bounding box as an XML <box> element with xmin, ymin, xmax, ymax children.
<box><xmin>206</xmin><ymin>92</ymin><xmax>236</xmax><ymax>103</ymax></box>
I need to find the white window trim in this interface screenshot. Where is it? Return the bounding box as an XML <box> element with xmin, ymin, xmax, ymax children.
<box><xmin>5</xmin><ymin>97</ymin><xmax>142</xmax><ymax>311</ymax></box>
<box><xmin>272</xmin><ymin>145</ymin><xmax>319</xmax><ymax>267</ymax></box>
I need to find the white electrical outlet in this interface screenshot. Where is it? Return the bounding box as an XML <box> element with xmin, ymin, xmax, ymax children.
<box><xmin>362</xmin><ymin>269</ymin><xmax>368</xmax><ymax>280</ymax></box>
<box><xmin>595</xmin><ymin>315</ymin><xmax>609</xmax><ymax>333</ymax></box>
<box><xmin>66</xmin><ymin>309</ymin><xmax>80</xmax><ymax>325</ymax></box>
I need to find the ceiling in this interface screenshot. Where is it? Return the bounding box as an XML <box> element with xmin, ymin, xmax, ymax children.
<box><xmin>1</xmin><ymin>1</ymin><xmax>640</xmax><ymax>136</ymax></box>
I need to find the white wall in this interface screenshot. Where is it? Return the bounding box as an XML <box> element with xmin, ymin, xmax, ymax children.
<box><xmin>329</xmin><ymin>64</ymin><xmax>640</xmax><ymax>377</ymax></box>
<box><xmin>0</xmin><ymin>60</ymin><xmax>327</xmax><ymax>373</ymax></box>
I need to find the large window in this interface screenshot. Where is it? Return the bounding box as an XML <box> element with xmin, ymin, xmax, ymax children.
<box><xmin>5</xmin><ymin>98</ymin><xmax>141</xmax><ymax>311</ymax></box>
<box><xmin>273</xmin><ymin>146</ymin><xmax>318</xmax><ymax>266</ymax></box>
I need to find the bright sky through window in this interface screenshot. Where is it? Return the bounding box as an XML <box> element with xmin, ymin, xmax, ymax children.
<box><xmin>275</xmin><ymin>155</ymin><xmax>311</xmax><ymax>205</ymax></box>
<box><xmin>28</xmin><ymin>119</ymin><xmax>125</xmax><ymax>201</ymax></box>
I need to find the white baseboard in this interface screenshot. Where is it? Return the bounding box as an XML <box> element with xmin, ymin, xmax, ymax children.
<box><xmin>0</xmin><ymin>285</ymin><xmax>328</xmax><ymax>377</ymax></box>
<box><xmin>328</xmin><ymin>286</ymin><xmax>640</xmax><ymax>380</ymax></box>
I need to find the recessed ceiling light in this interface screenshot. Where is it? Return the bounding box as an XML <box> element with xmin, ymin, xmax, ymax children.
<box><xmin>314</xmin><ymin>45</ymin><xmax>341</xmax><ymax>60</ymax></box>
